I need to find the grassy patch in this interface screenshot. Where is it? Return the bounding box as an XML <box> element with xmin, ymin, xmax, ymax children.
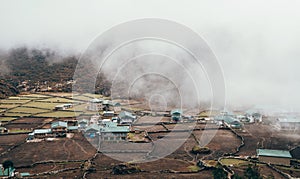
<box><xmin>220</xmin><ymin>158</ymin><xmax>248</xmax><ymax>166</ymax></box>
<box><xmin>82</xmin><ymin>93</ymin><xmax>103</xmax><ymax>99</ymax></box>
<box><xmin>0</xmin><ymin>99</ymin><xmax>31</xmax><ymax>104</ymax></box>
<box><xmin>72</xmin><ymin>95</ymin><xmax>93</xmax><ymax>102</ymax></box>
<box><xmin>73</xmin><ymin>103</ymin><xmax>88</xmax><ymax>111</ymax></box>
<box><xmin>0</xmin><ymin>104</ymin><xmax>20</xmax><ymax>109</ymax></box>
<box><xmin>187</xmin><ymin>165</ymin><xmax>201</xmax><ymax>172</ymax></box>
<box><xmin>34</xmin><ymin>111</ymin><xmax>79</xmax><ymax>118</ymax></box>
<box><xmin>19</xmin><ymin>94</ymin><xmax>50</xmax><ymax>98</ymax></box>
<box><xmin>0</xmin><ymin>117</ymin><xmax>17</xmax><ymax>122</ymax></box>
<box><xmin>36</xmin><ymin>97</ymin><xmax>75</xmax><ymax>103</ymax></box>
<box><xmin>198</xmin><ymin>110</ymin><xmax>219</xmax><ymax>117</ymax></box>
<box><xmin>23</xmin><ymin>102</ymin><xmax>63</xmax><ymax>109</ymax></box>
<box><xmin>203</xmin><ymin>160</ymin><xmax>218</xmax><ymax>167</ymax></box>
<box><xmin>8</xmin><ymin>107</ymin><xmax>50</xmax><ymax>114</ymax></box>
<box><xmin>121</xmin><ymin>107</ymin><xmax>143</xmax><ymax>112</ymax></box>
<box><xmin>2</xmin><ymin>112</ymin><xmax>32</xmax><ymax>117</ymax></box>
<box><xmin>9</xmin><ymin>129</ymin><xmax>32</xmax><ymax>133</ymax></box>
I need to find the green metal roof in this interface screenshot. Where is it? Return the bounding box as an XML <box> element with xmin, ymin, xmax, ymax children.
<box><xmin>277</xmin><ymin>118</ymin><xmax>300</xmax><ymax>123</ymax></box>
<box><xmin>215</xmin><ymin>115</ymin><xmax>237</xmax><ymax>123</ymax></box>
<box><xmin>119</xmin><ymin>111</ymin><xmax>136</xmax><ymax>119</ymax></box>
<box><xmin>257</xmin><ymin>149</ymin><xmax>292</xmax><ymax>158</ymax></box>
<box><xmin>85</xmin><ymin>125</ymin><xmax>99</xmax><ymax>132</ymax></box>
<box><xmin>78</xmin><ymin>119</ymin><xmax>89</xmax><ymax>124</ymax></box>
<box><xmin>100</xmin><ymin>121</ymin><xmax>129</xmax><ymax>133</ymax></box>
<box><xmin>0</xmin><ymin>166</ymin><xmax>14</xmax><ymax>176</ymax></box>
<box><xmin>67</xmin><ymin>126</ymin><xmax>78</xmax><ymax>130</ymax></box>
<box><xmin>51</xmin><ymin>121</ymin><xmax>68</xmax><ymax>128</ymax></box>
<box><xmin>171</xmin><ymin>109</ymin><xmax>182</xmax><ymax>115</ymax></box>
<box><xmin>33</xmin><ymin>128</ymin><xmax>52</xmax><ymax>134</ymax></box>
<box><xmin>20</xmin><ymin>172</ymin><xmax>30</xmax><ymax>177</ymax></box>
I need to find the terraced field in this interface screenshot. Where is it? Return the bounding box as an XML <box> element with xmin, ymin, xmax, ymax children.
<box><xmin>34</xmin><ymin>111</ymin><xmax>79</xmax><ymax>118</ymax></box>
<box><xmin>0</xmin><ymin>93</ymin><xmax>101</xmax><ymax>123</ymax></box>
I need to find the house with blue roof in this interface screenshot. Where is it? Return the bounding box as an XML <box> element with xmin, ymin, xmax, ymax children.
<box><xmin>78</xmin><ymin>119</ymin><xmax>89</xmax><ymax>130</ymax></box>
<box><xmin>214</xmin><ymin>115</ymin><xmax>243</xmax><ymax>129</ymax></box>
<box><xmin>28</xmin><ymin>128</ymin><xmax>52</xmax><ymax>140</ymax></box>
<box><xmin>84</xmin><ymin>124</ymin><xmax>100</xmax><ymax>138</ymax></box>
<box><xmin>100</xmin><ymin>121</ymin><xmax>130</xmax><ymax>141</ymax></box>
<box><xmin>109</xmin><ymin>101</ymin><xmax>121</xmax><ymax>112</ymax></box>
<box><xmin>51</xmin><ymin>121</ymin><xmax>68</xmax><ymax>137</ymax></box>
<box><xmin>257</xmin><ymin>149</ymin><xmax>292</xmax><ymax>166</ymax></box>
<box><xmin>119</xmin><ymin>111</ymin><xmax>136</xmax><ymax>125</ymax></box>
<box><xmin>0</xmin><ymin>165</ymin><xmax>15</xmax><ymax>177</ymax></box>
<box><xmin>171</xmin><ymin>109</ymin><xmax>182</xmax><ymax>122</ymax></box>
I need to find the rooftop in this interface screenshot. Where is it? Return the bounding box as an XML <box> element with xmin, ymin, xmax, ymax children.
<box><xmin>214</xmin><ymin>115</ymin><xmax>240</xmax><ymax>124</ymax></box>
<box><xmin>100</xmin><ymin>121</ymin><xmax>130</xmax><ymax>133</ymax></box>
<box><xmin>78</xmin><ymin>119</ymin><xmax>89</xmax><ymax>124</ymax></box>
<box><xmin>257</xmin><ymin>149</ymin><xmax>292</xmax><ymax>158</ymax></box>
<box><xmin>90</xmin><ymin>98</ymin><xmax>102</xmax><ymax>103</ymax></box>
<box><xmin>119</xmin><ymin>111</ymin><xmax>136</xmax><ymax>119</ymax></box>
<box><xmin>277</xmin><ymin>117</ymin><xmax>300</xmax><ymax>123</ymax></box>
<box><xmin>103</xmin><ymin>111</ymin><xmax>114</xmax><ymax>114</ymax></box>
<box><xmin>33</xmin><ymin>128</ymin><xmax>52</xmax><ymax>134</ymax></box>
<box><xmin>67</xmin><ymin>126</ymin><xmax>78</xmax><ymax>130</ymax></box>
<box><xmin>51</xmin><ymin>121</ymin><xmax>68</xmax><ymax>128</ymax></box>
<box><xmin>85</xmin><ymin>125</ymin><xmax>100</xmax><ymax>132</ymax></box>
<box><xmin>171</xmin><ymin>109</ymin><xmax>182</xmax><ymax>115</ymax></box>
<box><xmin>0</xmin><ymin>166</ymin><xmax>14</xmax><ymax>176</ymax></box>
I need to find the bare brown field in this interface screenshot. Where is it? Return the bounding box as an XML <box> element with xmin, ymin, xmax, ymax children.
<box><xmin>0</xmin><ymin>134</ymin><xmax>27</xmax><ymax>154</ymax></box>
<box><xmin>193</xmin><ymin>129</ymin><xmax>241</xmax><ymax>159</ymax></box>
<box><xmin>0</xmin><ymin>133</ymin><xmax>96</xmax><ymax>167</ymax></box>
<box><xmin>237</xmin><ymin>123</ymin><xmax>300</xmax><ymax>156</ymax></box>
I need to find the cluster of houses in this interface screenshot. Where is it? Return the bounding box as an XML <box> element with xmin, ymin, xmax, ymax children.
<box><xmin>87</xmin><ymin>99</ymin><xmax>121</xmax><ymax>112</ymax></box>
<box><xmin>76</xmin><ymin>99</ymin><xmax>138</xmax><ymax>142</ymax></box>
<box><xmin>27</xmin><ymin>121</ymin><xmax>78</xmax><ymax>140</ymax></box>
<box><xmin>211</xmin><ymin>109</ymin><xmax>263</xmax><ymax>129</ymax></box>
<box><xmin>275</xmin><ymin>117</ymin><xmax>300</xmax><ymax>131</ymax></box>
<box><xmin>78</xmin><ymin>109</ymin><xmax>137</xmax><ymax>142</ymax></box>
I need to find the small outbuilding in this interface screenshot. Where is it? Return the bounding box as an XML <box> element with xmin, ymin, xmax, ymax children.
<box><xmin>78</xmin><ymin>119</ymin><xmax>89</xmax><ymax>129</ymax></box>
<box><xmin>276</xmin><ymin>117</ymin><xmax>300</xmax><ymax>131</ymax></box>
<box><xmin>85</xmin><ymin>125</ymin><xmax>99</xmax><ymax>138</ymax></box>
<box><xmin>171</xmin><ymin>109</ymin><xmax>182</xmax><ymax>122</ymax></box>
<box><xmin>0</xmin><ymin>127</ymin><xmax>8</xmax><ymax>133</ymax></box>
<box><xmin>119</xmin><ymin>111</ymin><xmax>136</xmax><ymax>124</ymax></box>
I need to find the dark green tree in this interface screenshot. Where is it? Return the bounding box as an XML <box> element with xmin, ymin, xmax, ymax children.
<box><xmin>213</xmin><ymin>167</ymin><xmax>227</xmax><ymax>179</ymax></box>
<box><xmin>232</xmin><ymin>173</ymin><xmax>244</xmax><ymax>179</ymax></box>
<box><xmin>2</xmin><ymin>160</ymin><xmax>13</xmax><ymax>176</ymax></box>
<box><xmin>244</xmin><ymin>164</ymin><xmax>262</xmax><ymax>179</ymax></box>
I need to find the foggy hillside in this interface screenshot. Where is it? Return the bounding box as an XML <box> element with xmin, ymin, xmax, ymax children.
<box><xmin>0</xmin><ymin>47</ymin><xmax>111</xmax><ymax>98</ymax></box>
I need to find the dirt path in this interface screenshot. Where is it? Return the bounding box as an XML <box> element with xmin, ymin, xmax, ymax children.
<box><xmin>63</xmin><ymin>139</ymin><xmax>71</xmax><ymax>160</ymax></box>
<box><xmin>71</xmin><ymin>139</ymin><xmax>88</xmax><ymax>154</ymax></box>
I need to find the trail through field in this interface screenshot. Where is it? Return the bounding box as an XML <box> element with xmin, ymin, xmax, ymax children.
<box><xmin>71</xmin><ymin>139</ymin><xmax>88</xmax><ymax>154</ymax></box>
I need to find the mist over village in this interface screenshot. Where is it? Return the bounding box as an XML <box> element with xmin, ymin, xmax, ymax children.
<box><xmin>0</xmin><ymin>1</ymin><xmax>299</xmax><ymax>178</ymax></box>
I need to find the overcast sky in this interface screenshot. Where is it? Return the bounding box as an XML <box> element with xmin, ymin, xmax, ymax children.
<box><xmin>1</xmin><ymin>0</ymin><xmax>300</xmax><ymax>110</ymax></box>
